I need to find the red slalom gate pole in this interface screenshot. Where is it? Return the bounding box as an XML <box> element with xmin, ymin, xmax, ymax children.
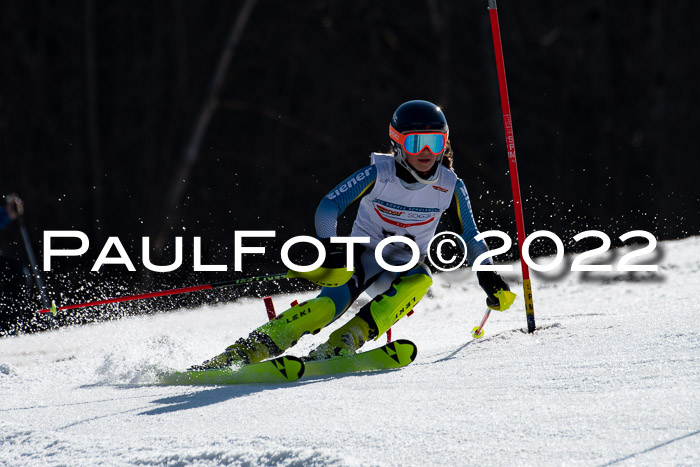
<box><xmin>263</xmin><ymin>296</ymin><xmax>277</xmax><ymax>320</ymax></box>
<box><xmin>38</xmin><ymin>272</ymin><xmax>289</xmax><ymax>316</ymax></box>
<box><xmin>40</xmin><ymin>284</ymin><xmax>213</xmax><ymax>315</ymax></box>
<box><xmin>487</xmin><ymin>0</ymin><xmax>536</xmax><ymax>332</ymax></box>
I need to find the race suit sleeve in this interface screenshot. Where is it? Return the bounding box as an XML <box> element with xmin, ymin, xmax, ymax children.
<box><xmin>315</xmin><ymin>165</ymin><xmax>377</xmax><ymax>238</ymax></box>
<box><xmin>445</xmin><ymin>178</ymin><xmax>493</xmax><ymax>266</ymax></box>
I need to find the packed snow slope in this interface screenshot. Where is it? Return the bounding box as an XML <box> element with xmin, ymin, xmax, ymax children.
<box><xmin>1</xmin><ymin>237</ymin><xmax>699</xmax><ymax>466</ymax></box>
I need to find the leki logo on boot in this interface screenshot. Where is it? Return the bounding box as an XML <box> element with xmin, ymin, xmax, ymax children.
<box><xmin>285</xmin><ymin>307</ymin><xmax>312</xmax><ymax>324</ymax></box>
<box><xmin>394</xmin><ymin>297</ymin><xmax>417</xmax><ymax>320</ymax></box>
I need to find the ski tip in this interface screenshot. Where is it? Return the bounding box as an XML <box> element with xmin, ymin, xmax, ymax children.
<box><xmin>269</xmin><ymin>355</ymin><xmax>305</xmax><ymax>382</ymax></box>
<box><xmin>161</xmin><ymin>355</ymin><xmax>306</xmax><ymax>386</ymax></box>
<box><xmin>285</xmin><ymin>355</ymin><xmax>305</xmax><ymax>380</ymax></box>
<box><xmin>50</xmin><ymin>300</ymin><xmax>58</xmax><ymax>317</ymax></box>
<box><xmin>472</xmin><ymin>326</ymin><xmax>485</xmax><ymax>339</ymax></box>
<box><xmin>392</xmin><ymin>339</ymin><xmax>418</xmax><ymax>362</ymax></box>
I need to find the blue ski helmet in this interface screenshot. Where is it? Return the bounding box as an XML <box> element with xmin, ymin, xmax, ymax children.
<box><xmin>389</xmin><ymin>100</ymin><xmax>449</xmax><ymax>184</ymax></box>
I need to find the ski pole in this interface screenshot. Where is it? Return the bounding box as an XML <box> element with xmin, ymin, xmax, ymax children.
<box><xmin>38</xmin><ymin>271</ymin><xmax>290</xmax><ymax>316</ymax></box>
<box><xmin>12</xmin><ymin>198</ymin><xmax>52</xmax><ymax>310</ymax></box>
<box><xmin>471</xmin><ymin>308</ymin><xmax>492</xmax><ymax>339</ymax></box>
<box><xmin>471</xmin><ymin>290</ymin><xmax>515</xmax><ymax>339</ymax></box>
<box><xmin>487</xmin><ymin>0</ymin><xmax>536</xmax><ymax>332</ymax></box>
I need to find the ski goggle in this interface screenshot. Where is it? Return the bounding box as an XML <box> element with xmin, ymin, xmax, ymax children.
<box><xmin>389</xmin><ymin>125</ymin><xmax>447</xmax><ymax>155</ymax></box>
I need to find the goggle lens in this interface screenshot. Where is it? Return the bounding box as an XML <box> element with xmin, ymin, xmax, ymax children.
<box><xmin>402</xmin><ymin>133</ymin><xmax>446</xmax><ymax>155</ymax></box>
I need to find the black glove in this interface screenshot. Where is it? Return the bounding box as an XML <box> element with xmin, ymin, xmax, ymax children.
<box><xmin>477</xmin><ymin>271</ymin><xmax>510</xmax><ymax>309</ymax></box>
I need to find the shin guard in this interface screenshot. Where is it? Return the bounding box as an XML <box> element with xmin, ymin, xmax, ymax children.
<box><xmin>363</xmin><ymin>273</ymin><xmax>432</xmax><ymax>339</ymax></box>
<box><xmin>257</xmin><ymin>296</ymin><xmax>336</xmax><ymax>351</ymax></box>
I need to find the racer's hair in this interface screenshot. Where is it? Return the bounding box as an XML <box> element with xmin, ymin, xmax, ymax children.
<box><xmin>441</xmin><ymin>140</ymin><xmax>453</xmax><ymax>169</ymax></box>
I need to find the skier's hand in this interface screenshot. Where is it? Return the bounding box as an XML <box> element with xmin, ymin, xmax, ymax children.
<box><xmin>477</xmin><ymin>271</ymin><xmax>515</xmax><ymax>311</ymax></box>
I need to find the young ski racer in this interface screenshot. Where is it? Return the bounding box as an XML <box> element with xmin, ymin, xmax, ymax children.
<box><xmin>193</xmin><ymin>100</ymin><xmax>514</xmax><ymax>370</ymax></box>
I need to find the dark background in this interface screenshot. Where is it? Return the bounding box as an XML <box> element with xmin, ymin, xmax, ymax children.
<box><xmin>1</xmin><ymin>0</ymin><xmax>699</xmax><ymax>332</ymax></box>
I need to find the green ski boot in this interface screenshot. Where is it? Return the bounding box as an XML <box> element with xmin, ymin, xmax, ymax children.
<box><xmin>191</xmin><ymin>297</ymin><xmax>336</xmax><ymax>370</ymax></box>
<box><xmin>306</xmin><ymin>315</ymin><xmax>374</xmax><ymax>361</ymax></box>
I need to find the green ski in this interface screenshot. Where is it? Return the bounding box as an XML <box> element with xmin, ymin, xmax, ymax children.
<box><xmin>302</xmin><ymin>339</ymin><xmax>417</xmax><ymax>377</ymax></box>
<box><xmin>160</xmin><ymin>340</ymin><xmax>416</xmax><ymax>385</ymax></box>
<box><xmin>158</xmin><ymin>355</ymin><xmax>304</xmax><ymax>385</ymax></box>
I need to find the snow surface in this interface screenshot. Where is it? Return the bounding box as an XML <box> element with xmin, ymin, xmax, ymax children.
<box><xmin>1</xmin><ymin>237</ymin><xmax>699</xmax><ymax>466</ymax></box>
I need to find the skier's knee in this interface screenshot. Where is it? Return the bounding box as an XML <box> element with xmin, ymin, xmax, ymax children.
<box><xmin>404</xmin><ymin>262</ymin><xmax>432</xmax><ymax>279</ymax></box>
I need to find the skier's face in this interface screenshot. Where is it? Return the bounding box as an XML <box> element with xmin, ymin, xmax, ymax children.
<box><xmin>406</xmin><ymin>147</ymin><xmax>437</xmax><ymax>173</ymax></box>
